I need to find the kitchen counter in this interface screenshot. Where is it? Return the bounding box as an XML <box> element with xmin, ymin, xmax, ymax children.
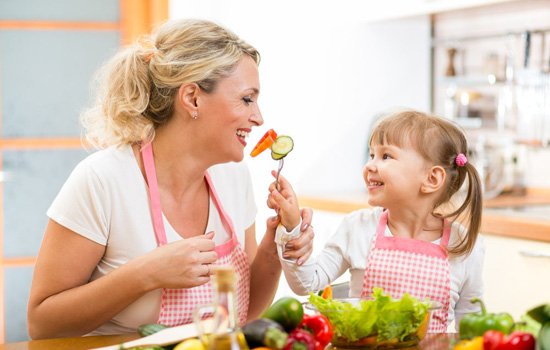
<box><xmin>298</xmin><ymin>188</ymin><xmax>550</xmax><ymax>242</ymax></box>
<box><xmin>0</xmin><ymin>334</ymin><xmax>140</xmax><ymax>350</ymax></box>
<box><xmin>0</xmin><ymin>333</ymin><xmax>458</xmax><ymax>350</ymax></box>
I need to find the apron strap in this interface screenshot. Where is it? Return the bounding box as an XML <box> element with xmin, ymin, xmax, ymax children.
<box><xmin>375</xmin><ymin>209</ymin><xmax>389</xmax><ymax>239</ymax></box>
<box><xmin>440</xmin><ymin>219</ymin><xmax>451</xmax><ymax>248</ymax></box>
<box><xmin>141</xmin><ymin>142</ymin><xmax>167</xmax><ymax>246</ymax></box>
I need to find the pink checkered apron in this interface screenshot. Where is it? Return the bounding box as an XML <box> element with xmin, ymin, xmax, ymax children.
<box><xmin>141</xmin><ymin>142</ymin><xmax>250</xmax><ymax>327</ymax></box>
<box><xmin>361</xmin><ymin>210</ymin><xmax>451</xmax><ymax>333</ymax></box>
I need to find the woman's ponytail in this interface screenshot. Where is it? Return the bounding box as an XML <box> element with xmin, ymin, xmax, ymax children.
<box><xmin>82</xmin><ymin>42</ymin><xmax>157</xmax><ymax>148</ymax></box>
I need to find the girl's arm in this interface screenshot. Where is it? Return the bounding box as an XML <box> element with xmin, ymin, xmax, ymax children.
<box><xmin>28</xmin><ymin>220</ymin><xmax>216</xmax><ymax>339</ymax></box>
<box><xmin>453</xmin><ymin>235</ymin><xmax>486</xmax><ymax>329</ymax></box>
<box><xmin>279</xmin><ymin>215</ymin><xmax>353</xmax><ymax>296</ymax></box>
<box><xmin>279</xmin><ymin>238</ymin><xmax>350</xmax><ymax>295</ymax></box>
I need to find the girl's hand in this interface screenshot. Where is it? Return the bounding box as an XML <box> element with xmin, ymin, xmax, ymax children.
<box><xmin>142</xmin><ymin>231</ymin><xmax>218</xmax><ymax>290</ymax></box>
<box><xmin>267</xmin><ymin>171</ymin><xmax>300</xmax><ymax>231</ymax></box>
<box><xmin>283</xmin><ymin>208</ymin><xmax>315</xmax><ymax>265</ymax></box>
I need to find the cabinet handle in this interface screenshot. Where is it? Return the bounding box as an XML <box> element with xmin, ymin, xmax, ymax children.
<box><xmin>519</xmin><ymin>250</ymin><xmax>550</xmax><ymax>258</ymax></box>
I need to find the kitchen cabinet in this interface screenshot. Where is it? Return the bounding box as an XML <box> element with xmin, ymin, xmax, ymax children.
<box><xmin>482</xmin><ymin>234</ymin><xmax>550</xmax><ymax>319</ymax></box>
<box><xmin>429</xmin><ymin>0</ymin><xmax>550</xmax><ymax>198</ymax></box>
<box><xmin>431</xmin><ymin>0</ymin><xmax>550</xmax><ymax>143</ymax></box>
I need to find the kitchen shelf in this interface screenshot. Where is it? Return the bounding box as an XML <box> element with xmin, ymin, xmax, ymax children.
<box><xmin>438</xmin><ymin>75</ymin><xmax>506</xmax><ymax>87</ymax></box>
<box><xmin>431</xmin><ymin>26</ymin><xmax>550</xmax><ymax>46</ymax></box>
<box><xmin>298</xmin><ymin>188</ymin><xmax>550</xmax><ymax>243</ymax></box>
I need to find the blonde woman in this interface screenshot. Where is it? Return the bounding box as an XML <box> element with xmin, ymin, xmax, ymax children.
<box><xmin>27</xmin><ymin>19</ymin><xmax>314</xmax><ymax>339</ymax></box>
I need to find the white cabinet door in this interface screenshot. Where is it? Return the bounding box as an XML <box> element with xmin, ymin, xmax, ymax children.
<box><xmin>482</xmin><ymin>234</ymin><xmax>550</xmax><ymax>318</ymax></box>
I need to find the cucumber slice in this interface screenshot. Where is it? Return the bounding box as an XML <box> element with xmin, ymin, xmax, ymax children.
<box><xmin>271</xmin><ymin>150</ymin><xmax>285</xmax><ymax>160</ymax></box>
<box><xmin>271</xmin><ymin>135</ymin><xmax>294</xmax><ymax>156</ymax></box>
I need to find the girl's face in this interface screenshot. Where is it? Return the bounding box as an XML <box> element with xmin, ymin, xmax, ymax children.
<box><xmin>363</xmin><ymin>141</ymin><xmax>431</xmax><ymax>210</ymax></box>
<box><xmin>197</xmin><ymin>55</ymin><xmax>263</xmax><ymax>163</ymax></box>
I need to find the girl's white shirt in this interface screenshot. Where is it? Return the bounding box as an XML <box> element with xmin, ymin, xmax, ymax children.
<box><xmin>279</xmin><ymin>206</ymin><xmax>485</xmax><ymax>332</ymax></box>
<box><xmin>47</xmin><ymin>145</ymin><xmax>257</xmax><ymax>335</ymax></box>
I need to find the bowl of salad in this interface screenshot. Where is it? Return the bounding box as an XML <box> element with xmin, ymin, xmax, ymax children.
<box><xmin>306</xmin><ymin>288</ymin><xmax>441</xmax><ymax>349</ymax></box>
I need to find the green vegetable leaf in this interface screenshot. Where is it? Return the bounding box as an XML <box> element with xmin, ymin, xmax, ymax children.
<box><xmin>376</xmin><ymin>292</ymin><xmax>430</xmax><ymax>341</ymax></box>
<box><xmin>308</xmin><ymin>288</ymin><xmax>430</xmax><ymax>343</ymax></box>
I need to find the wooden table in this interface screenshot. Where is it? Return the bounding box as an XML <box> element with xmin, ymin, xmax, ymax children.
<box><xmin>0</xmin><ymin>333</ymin><xmax>458</xmax><ymax>350</ymax></box>
<box><xmin>0</xmin><ymin>333</ymin><xmax>140</xmax><ymax>350</ymax></box>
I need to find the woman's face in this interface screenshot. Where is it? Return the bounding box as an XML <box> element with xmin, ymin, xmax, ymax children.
<box><xmin>197</xmin><ymin>55</ymin><xmax>263</xmax><ymax>163</ymax></box>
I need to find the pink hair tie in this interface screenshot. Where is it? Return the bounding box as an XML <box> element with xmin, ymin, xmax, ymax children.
<box><xmin>455</xmin><ymin>153</ymin><xmax>468</xmax><ymax>167</ymax></box>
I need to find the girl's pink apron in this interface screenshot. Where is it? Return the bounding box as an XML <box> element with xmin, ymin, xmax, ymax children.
<box><xmin>141</xmin><ymin>142</ymin><xmax>250</xmax><ymax>327</ymax></box>
<box><xmin>361</xmin><ymin>210</ymin><xmax>451</xmax><ymax>333</ymax></box>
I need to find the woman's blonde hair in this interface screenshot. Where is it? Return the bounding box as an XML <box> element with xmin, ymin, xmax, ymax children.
<box><xmin>81</xmin><ymin>19</ymin><xmax>260</xmax><ymax>148</ymax></box>
<box><xmin>369</xmin><ymin>110</ymin><xmax>483</xmax><ymax>257</ymax></box>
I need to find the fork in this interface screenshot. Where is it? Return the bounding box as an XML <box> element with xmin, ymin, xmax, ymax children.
<box><xmin>275</xmin><ymin>158</ymin><xmax>284</xmax><ymax>191</ymax></box>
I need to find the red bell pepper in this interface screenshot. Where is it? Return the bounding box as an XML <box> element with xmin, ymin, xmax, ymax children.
<box><xmin>284</xmin><ymin>328</ymin><xmax>316</xmax><ymax>350</ymax></box>
<box><xmin>299</xmin><ymin>314</ymin><xmax>333</xmax><ymax>350</ymax></box>
<box><xmin>250</xmin><ymin>129</ymin><xmax>277</xmax><ymax>157</ymax></box>
<box><xmin>483</xmin><ymin>330</ymin><xmax>536</xmax><ymax>350</ymax></box>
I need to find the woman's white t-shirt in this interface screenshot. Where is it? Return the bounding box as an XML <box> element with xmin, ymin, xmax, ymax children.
<box><xmin>47</xmin><ymin>145</ymin><xmax>257</xmax><ymax>335</ymax></box>
<box><xmin>280</xmin><ymin>207</ymin><xmax>485</xmax><ymax>331</ymax></box>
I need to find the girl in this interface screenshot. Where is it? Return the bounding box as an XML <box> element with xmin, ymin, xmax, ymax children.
<box><xmin>269</xmin><ymin>110</ymin><xmax>485</xmax><ymax>332</ymax></box>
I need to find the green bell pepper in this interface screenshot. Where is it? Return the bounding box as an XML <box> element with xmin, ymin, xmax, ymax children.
<box><xmin>459</xmin><ymin>298</ymin><xmax>514</xmax><ymax>339</ymax></box>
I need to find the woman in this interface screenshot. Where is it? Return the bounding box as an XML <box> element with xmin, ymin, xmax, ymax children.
<box><xmin>27</xmin><ymin>19</ymin><xmax>314</xmax><ymax>339</ymax></box>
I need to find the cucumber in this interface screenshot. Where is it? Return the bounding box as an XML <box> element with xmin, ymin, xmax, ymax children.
<box><xmin>261</xmin><ymin>296</ymin><xmax>304</xmax><ymax>332</ymax></box>
<box><xmin>271</xmin><ymin>136</ymin><xmax>294</xmax><ymax>156</ymax></box>
<box><xmin>242</xmin><ymin>318</ymin><xmax>288</xmax><ymax>349</ymax></box>
<box><xmin>137</xmin><ymin>323</ymin><xmax>168</xmax><ymax>337</ymax></box>
<box><xmin>271</xmin><ymin>151</ymin><xmax>285</xmax><ymax>160</ymax></box>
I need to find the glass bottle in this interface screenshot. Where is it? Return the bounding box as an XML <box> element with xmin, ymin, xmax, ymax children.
<box><xmin>196</xmin><ymin>266</ymin><xmax>249</xmax><ymax>350</ymax></box>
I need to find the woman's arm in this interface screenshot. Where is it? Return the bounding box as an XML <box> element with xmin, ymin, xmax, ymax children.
<box><xmin>28</xmin><ymin>220</ymin><xmax>216</xmax><ymax>339</ymax></box>
<box><xmin>245</xmin><ymin>217</ymin><xmax>282</xmax><ymax>321</ymax></box>
<box><xmin>28</xmin><ymin>220</ymin><xmax>152</xmax><ymax>338</ymax></box>
<box><xmin>246</xmin><ymin>209</ymin><xmax>315</xmax><ymax>320</ymax></box>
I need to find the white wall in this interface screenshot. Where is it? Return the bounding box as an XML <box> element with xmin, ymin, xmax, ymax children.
<box><xmin>169</xmin><ymin>1</ymin><xmax>431</xmax><ymax>298</ymax></box>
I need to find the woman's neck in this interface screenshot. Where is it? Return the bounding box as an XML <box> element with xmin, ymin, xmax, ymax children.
<box><xmin>135</xmin><ymin>118</ymin><xmax>213</xmax><ymax>200</ymax></box>
<box><xmin>153</xmin><ymin>135</ymin><xmax>210</xmax><ymax>196</ymax></box>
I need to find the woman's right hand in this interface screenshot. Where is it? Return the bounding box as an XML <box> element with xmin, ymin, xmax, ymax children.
<box><xmin>143</xmin><ymin>231</ymin><xmax>218</xmax><ymax>290</ymax></box>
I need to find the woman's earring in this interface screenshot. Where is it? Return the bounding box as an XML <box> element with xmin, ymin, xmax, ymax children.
<box><xmin>191</xmin><ymin>112</ymin><xmax>198</xmax><ymax>120</ymax></box>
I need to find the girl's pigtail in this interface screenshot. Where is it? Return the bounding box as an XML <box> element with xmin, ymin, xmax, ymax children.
<box><xmin>448</xmin><ymin>161</ymin><xmax>483</xmax><ymax>256</ymax></box>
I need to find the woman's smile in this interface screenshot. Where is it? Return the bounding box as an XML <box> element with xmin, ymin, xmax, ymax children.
<box><xmin>236</xmin><ymin>128</ymin><xmax>250</xmax><ymax>146</ymax></box>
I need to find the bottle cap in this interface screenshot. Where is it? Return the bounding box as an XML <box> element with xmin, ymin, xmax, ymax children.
<box><xmin>213</xmin><ymin>266</ymin><xmax>236</xmax><ymax>292</ymax></box>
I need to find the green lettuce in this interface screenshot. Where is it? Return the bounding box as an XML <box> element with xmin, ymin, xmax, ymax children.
<box><xmin>308</xmin><ymin>287</ymin><xmax>430</xmax><ymax>342</ymax></box>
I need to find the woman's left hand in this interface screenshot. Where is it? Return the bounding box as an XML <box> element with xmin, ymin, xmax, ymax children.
<box><xmin>283</xmin><ymin>207</ymin><xmax>315</xmax><ymax>265</ymax></box>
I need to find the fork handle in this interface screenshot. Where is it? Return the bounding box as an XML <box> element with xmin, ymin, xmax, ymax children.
<box><xmin>275</xmin><ymin>158</ymin><xmax>284</xmax><ymax>191</ymax></box>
